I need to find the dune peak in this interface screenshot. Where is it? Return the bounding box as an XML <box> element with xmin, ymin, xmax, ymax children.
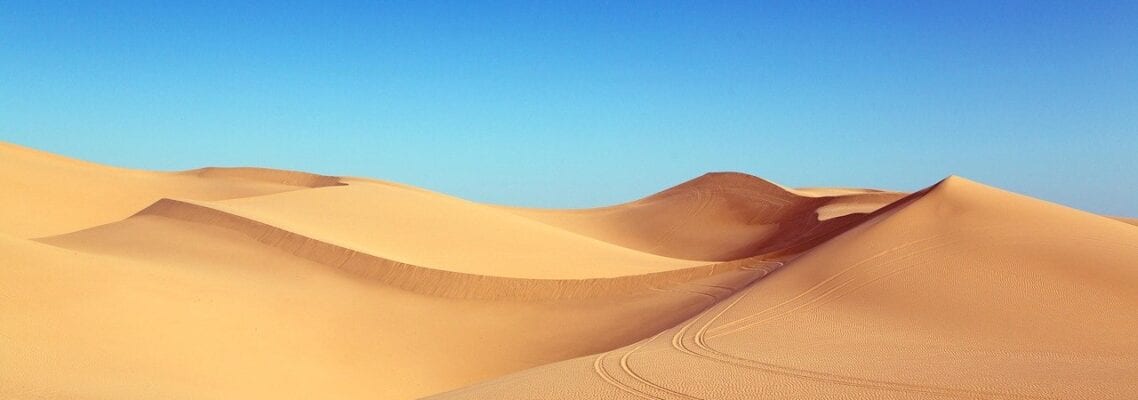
<box><xmin>652</xmin><ymin>171</ymin><xmax>792</xmax><ymax>198</ymax></box>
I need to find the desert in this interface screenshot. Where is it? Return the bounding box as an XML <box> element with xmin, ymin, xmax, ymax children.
<box><xmin>2</xmin><ymin>141</ymin><xmax>1136</xmax><ymax>399</ymax></box>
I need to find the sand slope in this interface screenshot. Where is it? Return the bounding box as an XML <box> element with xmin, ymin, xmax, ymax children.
<box><xmin>3</xmin><ymin>221</ymin><xmax>776</xmax><ymax>399</ymax></box>
<box><xmin>431</xmin><ymin>177</ymin><xmax>1138</xmax><ymax>399</ymax></box>
<box><xmin>3</xmin><ymin>142</ymin><xmax>1136</xmax><ymax>399</ymax></box>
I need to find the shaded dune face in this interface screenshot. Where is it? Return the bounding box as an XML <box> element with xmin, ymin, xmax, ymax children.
<box><xmin>2</xmin><ymin>142</ymin><xmax>1135</xmax><ymax>399</ymax></box>
<box><xmin>505</xmin><ymin>172</ymin><xmax>906</xmax><ymax>261</ymax></box>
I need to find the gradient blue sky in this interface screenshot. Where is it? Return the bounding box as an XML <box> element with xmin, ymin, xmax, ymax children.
<box><xmin>2</xmin><ymin>1</ymin><xmax>1136</xmax><ymax>215</ymax></box>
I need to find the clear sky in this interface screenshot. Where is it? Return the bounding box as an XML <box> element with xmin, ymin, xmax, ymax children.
<box><xmin>2</xmin><ymin>1</ymin><xmax>1136</xmax><ymax>215</ymax></box>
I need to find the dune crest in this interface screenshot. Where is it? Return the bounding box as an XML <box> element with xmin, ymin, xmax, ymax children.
<box><xmin>42</xmin><ymin>197</ymin><xmax>768</xmax><ymax>300</ymax></box>
<box><xmin>181</xmin><ymin>166</ymin><xmax>345</xmax><ymax>188</ymax></box>
<box><xmin>191</xmin><ymin>182</ymin><xmax>707</xmax><ymax>278</ymax></box>
<box><xmin>0</xmin><ymin>142</ymin><xmax>328</xmax><ymax>238</ymax></box>
<box><xmin>507</xmin><ymin>172</ymin><xmax>905</xmax><ymax>261</ymax></box>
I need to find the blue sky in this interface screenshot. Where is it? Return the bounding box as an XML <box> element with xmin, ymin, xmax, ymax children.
<box><xmin>2</xmin><ymin>1</ymin><xmax>1136</xmax><ymax>215</ymax></box>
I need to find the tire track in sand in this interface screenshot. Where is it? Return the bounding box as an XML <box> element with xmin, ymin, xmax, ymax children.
<box><xmin>664</xmin><ymin>233</ymin><xmax>1052</xmax><ymax>399</ymax></box>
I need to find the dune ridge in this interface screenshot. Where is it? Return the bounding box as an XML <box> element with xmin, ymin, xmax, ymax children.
<box><xmin>506</xmin><ymin>172</ymin><xmax>905</xmax><ymax>261</ymax></box>
<box><xmin>181</xmin><ymin>167</ymin><xmax>345</xmax><ymax>188</ymax></box>
<box><xmin>191</xmin><ymin>182</ymin><xmax>707</xmax><ymax>278</ymax></box>
<box><xmin>0</xmin><ymin>142</ymin><xmax>322</xmax><ymax>238</ymax></box>
<box><xmin>80</xmin><ymin>197</ymin><xmax>775</xmax><ymax>300</ymax></box>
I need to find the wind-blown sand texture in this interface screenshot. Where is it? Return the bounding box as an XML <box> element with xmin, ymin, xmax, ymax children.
<box><xmin>2</xmin><ymin>141</ymin><xmax>1135</xmax><ymax>399</ymax></box>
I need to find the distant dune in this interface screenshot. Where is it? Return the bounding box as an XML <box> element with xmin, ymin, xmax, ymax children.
<box><xmin>504</xmin><ymin>172</ymin><xmax>906</xmax><ymax>261</ymax></box>
<box><xmin>0</xmin><ymin>143</ymin><xmax>325</xmax><ymax>238</ymax></box>
<box><xmin>1</xmin><ymin>142</ymin><xmax>1135</xmax><ymax>399</ymax></box>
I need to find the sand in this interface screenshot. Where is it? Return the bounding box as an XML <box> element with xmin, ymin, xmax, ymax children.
<box><xmin>1113</xmin><ymin>216</ymin><xmax>1138</xmax><ymax>226</ymax></box>
<box><xmin>2</xmin><ymin>141</ymin><xmax>1135</xmax><ymax>399</ymax></box>
<box><xmin>432</xmin><ymin>177</ymin><xmax>1138</xmax><ymax>399</ymax></box>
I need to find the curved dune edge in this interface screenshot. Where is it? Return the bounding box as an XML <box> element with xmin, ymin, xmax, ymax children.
<box><xmin>198</xmin><ymin>182</ymin><xmax>707</xmax><ymax>277</ymax></box>
<box><xmin>180</xmin><ymin>167</ymin><xmax>345</xmax><ymax>188</ymax></box>
<box><xmin>813</xmin><ymin>191</ymin><xmax>907</xmax><ymax>220</ymax></box>
<box><xmin>504</xmin><ymin>172</ymin><xmax>904</xmax><ymax>261</ymax></box>
<box><xmin>135</xmin><ymin>198</ymin><xmax>782</xmax><ymax>300</ymax></box>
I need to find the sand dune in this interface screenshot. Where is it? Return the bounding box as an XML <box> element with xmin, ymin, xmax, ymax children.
<box><xmin>0</xmin><ymin>144</ymin><xmax>785</xmax><ymax>398</ymax></box>
<box><xmin>4</xmin><ymin>217</ymin><xmax>774</xmax><ymax>399</ymax></box>
<box><xmin>183</xmin><ymin>166</ymin><xmax>344</xmax><ymax>188</ymax></box>
<box><xmin>505</xmin><ymin>172</ymin><xmax>904</xmax><ymax>261</ymax></box>
<box><xmin>181</xmin><ymin>180</ymin><xmax>705</xmax><ymax>278</ymax></box>
<box><xmin>2</xmin><ymin>142</ymin><xmax>1136</xmax><ymax>399</ymax></box>
<box><xmin>431</xmin><ymin>177</ymin><xmax>1138</xmax><ymax>399</ymax></box>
